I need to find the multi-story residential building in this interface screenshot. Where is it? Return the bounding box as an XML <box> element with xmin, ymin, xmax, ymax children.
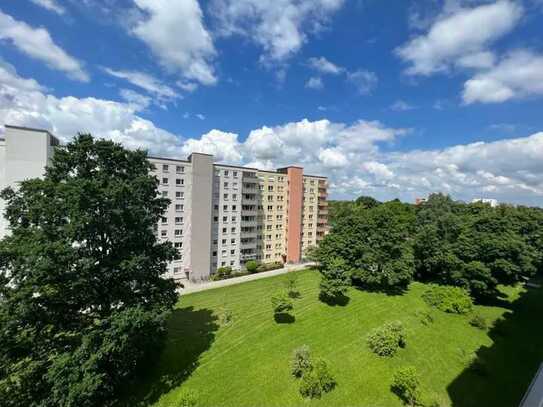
<box><xmin>0</xmin><ymin>125</ymin><xmax>329</xmax><ymax>283</ymax></box>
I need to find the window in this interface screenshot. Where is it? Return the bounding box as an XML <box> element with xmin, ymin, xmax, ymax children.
<box><xmin>161</xmin><ymin>230</ymin><xmax>167</xmax><ymax>237</ymax></box>
<box><xmin>214</xmin><ymin>204</ymin><xmax>219</xmax><ymax>210</ymax></box>
<box><xmin>223</xmin><ymin>216</ymin><xmax>228</xmax><ymax>222</ymax></box>
<box><xmin>230</xmin><ymin>249</ymin><xmax>235</xmax><ymax>255</ymax></box>
<box><xmin>223</xmin><ymin>205</ymin><xmax>228</xmax><ymax>211</ymax></box>
<box><xmin>230</xmin><ymin>260</ymin><xmax>235</xmax><ymax>266</ymax></box>
<box><xmin>267</xmin><ymin>205</ymin><xmax>273</xmax><ymax>210</ymax></box>
<box><xmin>173</xmin><ymin>267</ymin><xmax>182</xmax><ymax>274</ymax></box>
<box><xmin>176</xmin><ymin>178</ymin><xmax>184</xmax><ymax>186</ymax></box>
<box><xmin>222</xmin><ymin>239</ymin><xmax>227</xmax><ymax>244</ymax></box>
<box><xmin>231</xmin><ymin>238</ymin><xmax>236</xmax><ymax>244</ymax></box>
<box><xmin>174</xmin><ymin>229</ymin><xmax>182</xmax><ymax>236</ymax></box>
<box><xmin>176</xmin><ymin>165</ymin><xmax>184</xmax><ymax>173</ymax></box>
<box><xmin>213</xmin><ymin>251</ymin><xmax>217</xmax><ymax>257</ymax></box>
<box><xmin>233</xmin><ymin>171</ymin><xmax>238</xmax><ymax>177</ymax></box>
<box><xmin>175</xmin><ymin>217</ymin><xmax>183</xmax><ymax>224</ymax></box>
<box><xmin>231</xmin><ymin>216</ymin><xmax>237</xmax><ymax>222</ymax></box>
<box><xmin>174</xmin><ymin>242</ymin><xmax>182</xmax><ymax>248</ymax></box>
<box><xmin>224</xmin><ymin>182</ymin><xmax>229</xmax><ymax>188</ymax></box>
<box><xmin>232</xmin><ymin>194</ymin><xmax>238</xmax><ymax>201</ymax></box>
<box><xmin>213</xmin><ymin>239</ymin><xmax>218</xmax><ymax>245</ymax></box>
<box><xmin>222</xmin><ymin>227</ymin><xmax>227</xmax><ymax>233</ymax></box>
<box><xmin>214</xmin><ymin>216</ymin><xmax>218</xmax><ymax>222</ymax></box>
<box><xmin>231</xmin><ymin>227</ymin><xmax>236</xmax><ymax>233</ymax></box>
<box><xmin>175</xmin><ymin>204</ymin><xmax>184</xmax><ymax>212</ymax></box>
<box><xmin>233</xmin><ymin>182</ymin><xmax>238</xmax><ymax>189</ymax></box>
<box><xmin>224</xmin><ymin>193</ymin><xmax>229</xmax><ymax>200</ymax></box>
<box><xmin>161</xmin><ymin>191</ymin><xmax>168</xmax><ymax>198</ymax></box>
<box><xmin>224</xmin><ymin>170</ymin><xmax>229</xmax><ymax>176</ymax></box>
<box><xmin>161</xmin><ymin>217</ymin><xmax>167</xmax><ymax>224</ymax></box>
<box><xmin>268</xmin><ymin>185</ymin><xmax>274</xmax><ymax>191</ymax></box>
<box><xmin>232</xmin><ymin>205</ymin><xmax>237</xmax><ymax>211</ymax></box>
<box><xmin>176</xmin><ymin>191</ymin><xmax>184</xmax><ymax>199</ymax></box>
<box><xmin>162</xmin><ymin>164</ymin><xmax>169</xmax><ymax>172</ymax></box>
<box><xmin>222</xmin><ymin>250</ymin><xmax>227</xmax><ymax>257</ymax></box>
<box><xmin>162</xmin><ymin>177</ymin><xmax>168</xmax><ymax>185</ymax></box>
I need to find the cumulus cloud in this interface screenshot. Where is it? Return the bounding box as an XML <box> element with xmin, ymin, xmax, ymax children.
<box><xmin>305</xmin><ymin>76</ymin><xmax>323</xmax><ymax>90</ymax></box>
<box><xmin>390</xmin><ymin>100</ymin><xmax>416</xmax><ymax>111</ymax></box>
<box><xmin>346</xmin><ymin>70</ymin><xmax>378</xmax><ymax>95</ymax></box>
<box><xmin>307</xmin><ymin>56</ymin><xmax>344</xmax><ymax>75</ymax></box>
<box><xmin>210</xmin><ymin>0</ymin><xmax>345</xmax><ymax>62</ymax></box>
<box><xmin>0</xmin><ymin>60</ymin><xmax>182</xmax><ymax>157</ymax></box>
<box><xmin>0</xmin><ymin>10</ymin><xmax>88</xmax><ymax>81</ymax></box>
<box><xmin>181</xmin><ymin>129</ymin><xmax>242</xmax><ymax>163</ymax></box>
<box><xmin>131</xmin><ymin>0</ymin><xmax>217</xmax><ymax>86</ymax></box>
<box><xmin>30</xmin><ymin>0</ymin><xmax>66</xmax><ymax>15</ymax></box>
<box><xmin>397</xmin><ymin>1</ymin><xmax>522</xmax><ymax>76</ymax></box>
<box><xmin>118</xmin><ymin>89</ymin><xmax>152</xmax><ymax>111</ymax></box>
<box><xmin>463</xmin><ymin>50</ymin><xmax>543</xmax><ymax>104</ymax></box>
<box><xmin>102</xmin><ymin>68</ymin><xmax>179</xmax><ymax>102</ymax></box>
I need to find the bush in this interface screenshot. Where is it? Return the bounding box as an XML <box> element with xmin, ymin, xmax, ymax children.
<box><xmin>414</xmin><ymin>309</ymin><xmax>434</xmax><ymax>326</ymax></box>
<box><xmin>422</xmin><ymin>285</ymin><xmax>473</xmax><ymax>314</ymax></box>
<box><xmin>367</xmin><ymin>321</ymin><xmax>406</xmax><ymax>357</ymax></box>
<box><xmin>299</xmin><ymin>358</ymin><xmax>335</xmax><ymax>399</ymax></box>
<box><xmin>271</xmin><ymin>292</ymin><xmax>293</xmax><ymax>315</ymax></box>
<box><xmin>291</xmin><ymin>345</ymin><xmax>312</xmax><ymax>378</ymax></box>
<box><xmin>469</xmin><ymin>313</ymin><xmax>487</xmax><ymax>330</ymax></box>
<box><xmin>257</xmin><ymin>261</ymin><xmax>284</xmax><ymax>272</ymax></box>
<box><xmin>217</xmin><ymin>266</ymin><xmax>233</xmax><ymax>279</ymax></box>
<box><xmin>245</xmin><ymin>260</ymin><xmax>259</xmax><ymax>273</ymax></box>
<box><xmin>285</xmin><ymin>273</ymin><xmax>300</xmax><ymax>298</ymax></box>
<box><xmin>175</xmin><ymin>389</ymin><xmax>198</xmax><ymax>407</ymax></box>
<box><xmin>391</xmin><ymin>366</ymin><xmax>421</xmax><ymax>406</ymax></box>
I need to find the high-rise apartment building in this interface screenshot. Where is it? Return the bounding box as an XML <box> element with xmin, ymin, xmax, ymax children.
<box><xmin>0</xmin><ymin>125</ymin><xmax>329</xmax><ymax>283</ymax></box>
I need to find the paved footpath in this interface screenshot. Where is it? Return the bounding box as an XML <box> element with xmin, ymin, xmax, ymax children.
<box><xmin>179</xmin><ymin>263</ymin><xmax>315</xmax><ymax>295</ymax></box>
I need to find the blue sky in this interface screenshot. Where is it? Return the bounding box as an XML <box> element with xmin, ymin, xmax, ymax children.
<box><xmin>1</xmin><ymin>0</ymin><xmax>543</xmax><ymax>205</ymax></box>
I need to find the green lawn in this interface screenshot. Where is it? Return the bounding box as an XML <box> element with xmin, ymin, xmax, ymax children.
<box><xmin>124</xmin><ymin>269</ymin><xmax>543</xmax><ymax>407</ymax></box>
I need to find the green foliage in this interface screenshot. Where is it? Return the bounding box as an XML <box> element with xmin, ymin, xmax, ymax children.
<box><xmin>391</xmin><ymin>366</ymin><xmax>422</xmax><ymax>406</ymax></box>
<box><xmin>298</xmin><ymin>358</ymin><xmax>336</xmax><ymax>399</ymax></box>
<box><xmin>367</xmin><ymin>321</ymin><xmax>406</xmax><ymax>357</ymax></box>
<box><xmin>422</xmin><ymin>285</ymin><xmax>473</xmax><ymax>314</ymax></box>
<box><xmin>291</xmin><ymin>345</ymin><xmax>312</xmax><ymax>378</ymax></box>
<box><xmin>245</xmin><ymin>260</ymin><xmax>258</xmax><ymax>273</ymax></box>
<box><xmin>257</xmin><ymin>261</ymin><xmax>284</xmax><ymax>272</ymax></box>
<box><xmin>469</xmin><ymin>313</ymin><xmax>488</xmax><ymax>330</ymax></box>
<box><xmin>414</xmin><ymin>309</ymin><xmax>434</xmax><ymax>326</ymax></box>
<box><xmin>0</xmin><ymin>134</ymin><xmax>177</xmax><ymax>406</ymax></box>
<box><xmin>285</xmin><ymin>272</ymin><xmax>300</xmax><ymax>298</ymax></box>
<box><xmin>217</xmin><ymin>266</ymin><xmax>233</xmax><ymax>279</ymax></box>
<box><xmin>271</xmin><ymin>292</ymin><xmax>293</xmax><ymax>315</ymax></box>
<box><xmin>319</xmin><ymin>256</ymin><xmax>351</xmax><ymax>299</ymax></box>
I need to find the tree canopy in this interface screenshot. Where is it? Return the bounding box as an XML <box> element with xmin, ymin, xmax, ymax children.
<box><xmin>0</xmin><ymin>134</ymin><xmax>178</xmax><ymax>406</ymax></box>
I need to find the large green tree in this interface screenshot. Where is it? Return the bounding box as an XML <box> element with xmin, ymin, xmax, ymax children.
<box><xmin>0</xmin><ymin>134</ymin><xmax>178</xmax><ymax>406</ymax></box>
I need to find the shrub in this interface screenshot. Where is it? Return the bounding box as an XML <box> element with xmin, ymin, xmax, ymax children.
<box><xmin>291</xmin><ymin>345</ymin><xmax>312</xmax><ymax>378</ymax></box>
<box><xmin>257</xmin><ymin>261</ymin><xmax>284</xmax><ymax>272</ymax></box>
<box><xmin>175</xmin><ymin>389</ymin><xmax>198</xmax><ymax>407</ymax></box>
<box><xmin>217</xmin><ymin>266</ymin><xmax>233</xmax><ymax>279</ymax></box>
<box><xmin>367</xmin><ymin>321</ymin><xmax>406</xmax><ymax>357</ymax></box>
<box><xmin>245</xmin><ymin>260</ymin><xmax>259</xmax><ymax>274</ymax></box>
<box><xmin>469</xmin><ymin>313</ymin><xmax>487</xmax><ymax>330</ymax></box>
<box><xmin>391</xmin><ymin>366</ymin><xmax>421</xmax><ymax>406</ymax></box>
<box><xmin>285</xmin><ymin>273</ymin><xmax>300</xmax><ymax>298</ymax></box>
<box><xmin>298</xmin><ymin>358</ymin><xmax>335</xmax><ymax>399</ymax></box>
<box><xmin>414</xmin><ymin>309</ymin><xmax>434</xmax><ymax>326</ymax></box>
<box><xmin>422</xmin><ymin>285</ymin><xmax>473</xmax><ymax>314</ymax></box>
<box><xmin>271</xmin><ymin>292</ymin><xmax>293</xmax><ymax>315</ymax></box>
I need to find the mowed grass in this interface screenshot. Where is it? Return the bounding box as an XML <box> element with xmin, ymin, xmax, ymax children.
<box><xmin>128</xmin><ymin>269</ymin><xmax>543</xmax><ymax>407</ymax></box>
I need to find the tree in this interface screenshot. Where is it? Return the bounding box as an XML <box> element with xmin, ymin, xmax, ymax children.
<box><xmin>319</xmin><ymin>257</ymin><xmax>351</xmax><ymax>300</ymax></box>
<box><xmin>0</xmin><ymin>134</ymin><xmax>178</xmax><ymax>406</ymax></box>
<box><xmin>391</xmin><ymin>366</ymin><xmax>422</xmax><ymax>406</ymax></box>
<box><xmin>355</xmin><ymin>195</ymin><xmax>381</xmax><ymax>209</ymax></box>
<box><xmin>245</xmin><ymin>260</ymin><xmax>258</xmax><ymax>274</ymax></box>
<box><xmin>271</xmin><ymin>292</ymin><xmax>293</xmax><ymax>315</ymax></box>
<box><xmin>291</xmin><ymin>345</ymin><xmax>312</xmax><ymax>378</ymax></box>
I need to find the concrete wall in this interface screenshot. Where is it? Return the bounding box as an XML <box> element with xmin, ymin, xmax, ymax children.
<box><xmin>0</xmin><ymin>138</ymin><xmax>6</xmax><ymax>238</ymax></box>
<box><xmin>189</xmin><ymin>153</ymin><xmax>213</xmax><ymax>281</ymax></box>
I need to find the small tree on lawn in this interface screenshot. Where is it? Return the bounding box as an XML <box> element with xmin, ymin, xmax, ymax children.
<box><xmin>0</xmin><ymin>134</ymin><xmax>178</xmax><ymax>406</ymax></box>
<box><xmin>285</xmin><ymin>272</ymin><xmax>300</xmax><ymax>298</ymax></box>
<box><xmin>291</xmin><ymin>345</ymin><xmax>312</xmax><ymax>377</ymax></box>
<box><xmin>245</xmin><ymin>260</ymin><xmax>258</xmax><ymax>274</ymax></box>
<box><xmin>319</xmin><ymin>257</ymin><xmax>351</xmax><ymax>300</ymax></box>
<box><xmin>391</xmin><ymin>366</ymin><xmax>421</xmax><ymax>406</ymax></box>
<box><xmin>271</xmin><ymin>292</ymin><xmax>293</xmax><ymax>315</ymax></box>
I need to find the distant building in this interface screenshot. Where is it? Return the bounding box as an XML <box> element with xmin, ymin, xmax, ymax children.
<box><xmin>471</xmin><ymin>198</ymin><xmax>498</xmax><ymax>207</ymax></box>
<box><xmin>415</xmin><ymin>197</ymin><xmax>427</xmax><ymax>205</ymax></box>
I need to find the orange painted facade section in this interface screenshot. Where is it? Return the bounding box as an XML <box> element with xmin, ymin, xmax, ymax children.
<box><xmin>285</xmin><ymin>167</ymin><xmax>303</xmax><ymax>263</ymax></box>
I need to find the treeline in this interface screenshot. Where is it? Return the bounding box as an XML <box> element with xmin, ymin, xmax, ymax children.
<box><xmin>318</xmin><ymin>194</ymin><xmax>543</xmax><ymax>301</ymax></box>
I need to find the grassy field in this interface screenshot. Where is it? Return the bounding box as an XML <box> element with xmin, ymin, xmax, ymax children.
<box><xmin>124</xmin><ymin>269</ymin><xmax>543</xmax><ymax>407</ymax></box>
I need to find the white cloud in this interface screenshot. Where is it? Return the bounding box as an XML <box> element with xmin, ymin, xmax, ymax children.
<box><xmin>346</xmin><ymin>70</ymin><xmax>378</xmax><ymax>95</ymax></box>
<box><xmin>307</xmin><ymin>56</ymin><xmax>344</xmax><ymax>75</ymax></box>
<box><xmin>0</xmin><ymin>60</ymin><xmax>182</xmax><ymax>157</ymax></box>
<box><xmin>131</xmin><ymin>0</ymin><xmax>217</xmax><ymax>86</ymax></box>
<box><xmin>102</xmin><ymin>68</ymin><xmax>178</xmax><ymax>100</ymax></box>
<box><xmin>119</xmin><ymin>89</ymin><xmax>151</xmax><ymax>111</ymax></box>
<box><xmin>0</xmin><ymin>10</ymin><xmax>88</xmax><ymax>81</ymax></box>
<box><xmin>318</xmin><ymin>148</ymin><xmax>348</xmax><ymax>168</ymax></box>
<box><xmin>181</xmin><ymin>129</ymin><xmax>242</xmax><ymax>163</ymax></box>
<box><xmin>211</xmin><ymin>0</ymin><xmax>345</xmax><ymax>62</ymax></box>
<box><xmin>30</xmin><ymin>0</ymin><xmax>66</xmax><ymax>15</ymax></box>
<box><xmin>397</xmin><ymin>1</ymin><xmax>522</xmax><ymax>76</ymax></box>
<box><xmin>390</xmin><ymin>100</ymin><xmax>416</xmax><ymax>111</ymax></box>
<box><xmin>196</xmin><ymin>113</ymin><xmax>206</xmax><ymax>120</ymax></box>
<box><xmin>463</xmin><ymin>50</ymin><xmax>543</xmax><ymax>104</ymax></box>
<box><xmin>305</xmin><ymin>76</ymin><xmax>323</xmax><ymax>90</ymax></box>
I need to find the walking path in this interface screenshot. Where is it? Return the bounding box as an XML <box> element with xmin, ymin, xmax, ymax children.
<box><xmin>179</xmin><ymin>263</ymin><xmax>315</xmax><ymax>295</ymax></box>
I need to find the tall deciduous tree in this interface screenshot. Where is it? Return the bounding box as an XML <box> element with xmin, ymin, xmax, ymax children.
<box><xmin>0</xmin><ymin>134</ymin><xmax>178</xmax><ymax>406</ymax></box>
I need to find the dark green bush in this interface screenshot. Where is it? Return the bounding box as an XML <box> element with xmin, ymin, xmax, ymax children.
<box><xmin>391</xmin><ymin>366</ymin><xmax>421</xmax><ymax>406</ymax></box>
<box><xmin>469</xmin><ymin>313</ymin><xmax>487</xmax><ymax>330</ymax></box>
<box><xmin>245</xmin><ymin>260</ymin><xmax>259</xmax><ymax>273</ymax></box>
<box><xmin>367</xmin><ymin>321</ymin><xmax>406</xmax><ymax>357</ymax></box>
<box><xmin>298</xmin><ymin>358</ymin><xmax>335</xmax><ymax>399</ymax></box>
<box><xmin>271</xmin><ymin>292</ymin><xmax>293</xmax><ymax>315</ymax></box>
<box><xmin>257</xmin><ymin>261</ymin><xmax>284</xmax><ymax>272</ymax></box>
<box><xmin>216</xmin><ymin>266</ymin><xmax>233</xmax><ymax>279</ymax></box>
<box><xmin>291</xmin><ymin>345</ymin><xmax>312</xmax><ymax>378</ymax></box>
<box><xmin>422</xmin><ymin>285</ymin><xmax>473</xmax><ymax>314</ymax></box>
